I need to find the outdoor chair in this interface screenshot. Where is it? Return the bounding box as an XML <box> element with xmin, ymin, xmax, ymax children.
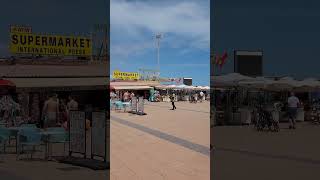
<box><xmin>115</xmin><ymin>101</ymin><xmax>125</xmax><ymax>111</ymax></box>
<box><xmin>110</xmin><ymin>100</ymin><xmax>115</xmax><ymax>110</ymax></box>
<box><xmin>17</xmin><ymin>128</ymin><xmax>44</xmax><ymax>160</ymax></box>
<box><xmin>0</xmin><ymin>128</ymin><xmax>11</xmax><ymax>153</ymax></box>
<box><xmin>46</xmin><ymin>127</ymin><xmax>69</xmax><ymax>157</ymax></box>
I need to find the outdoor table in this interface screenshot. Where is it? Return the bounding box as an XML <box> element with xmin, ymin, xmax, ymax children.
<box><xmin>7</xmin><ymin>127</ymin><xmax>24</xmax><ymax>153</ymax></box>
<box><xmin>40</xmin><ymin>131</ymin><xmax>67</xmax><ymax>160</ymax></box>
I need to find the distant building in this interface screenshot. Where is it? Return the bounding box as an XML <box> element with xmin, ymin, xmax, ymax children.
<box><xmin>183</xmin><ymin>78</ymin><xmax>192</xmax><ymax>86</ymax></box>
<box><xmin>234</xmin><ymin>50</ymin><xmax>263</xmax><ymax>77</ymax></box>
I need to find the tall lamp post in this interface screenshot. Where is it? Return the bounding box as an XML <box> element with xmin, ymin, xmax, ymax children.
<box><xmin>155</xmin><ymin>33</ymin><xmax>163</xmax><ymax>78</ymax></box>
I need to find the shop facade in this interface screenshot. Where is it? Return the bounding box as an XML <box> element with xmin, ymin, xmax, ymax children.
<box><xmin>0</xmin><ymin>62</ymin><xmax>108</xmax><ymax>126</ymax></box>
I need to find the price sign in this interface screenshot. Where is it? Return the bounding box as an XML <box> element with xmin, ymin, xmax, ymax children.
<box><xmin>138</xmin><ymin>97</ymin><xmax>144</xmax><ymax>114</ymax></box>
<box><xmin>69</xmin><ymin>111</ymin><xmax>86</xmax><ymax>154</ymax></box>
<box><xmin>131</xmin><ymin>97</ymin><xmax>137</xmax><ymax>113</ymax></box>
<box><xmin>92</xmin><ymin>111</ymin><xmax>106</xmax><ymax>159</ymax></box>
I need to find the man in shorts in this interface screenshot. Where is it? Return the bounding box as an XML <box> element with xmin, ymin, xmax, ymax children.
<box><xmin>287</xmin><ymin>92</ymin><xmax>300</xmax><ymax>129</ymax></box>
<box><xmin>42</xmin><ymin>94</ymin><xmax>59</xmax><ymax>128</ymax></box>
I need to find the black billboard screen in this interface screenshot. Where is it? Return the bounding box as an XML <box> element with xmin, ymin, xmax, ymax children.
<box><xmin>234</xmin><ymin>51</ymin><xmax>263</xmax><ymax>77</ymax></box>
<box><xmin>183</xmin><ymin>78</ymin><xmax>192</xmax><ymax>86</ymax></box>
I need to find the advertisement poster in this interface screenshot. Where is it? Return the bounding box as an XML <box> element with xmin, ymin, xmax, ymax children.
<box><xmin>69</xmin><ymin>111</ymin><xmax>86</xmax><ymax>154</ymax></box>
<box><xmin>92</xmin><ymin>111</ymin><xmax>106</xmax><ymax>159</ymax></box>
<box><xmin>138</xmin><ymin>97</ymin><xmax>144</xmax><ymax>113</ymax></box>
<box><xmin>131</xmin><ymin>97</ymin><xmax>137</xmax><ymax>113</ymax></box>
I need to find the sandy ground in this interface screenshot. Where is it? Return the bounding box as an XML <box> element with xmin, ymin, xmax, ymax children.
<box><xmin>212</xmin><ymin>122</ymin><xmax>320</xmax><ymax>180</ymax></box>
<box><xmin>110</xmin><ymin>101</ymin><xmax>210</xmax><ymax>180</ymax></box>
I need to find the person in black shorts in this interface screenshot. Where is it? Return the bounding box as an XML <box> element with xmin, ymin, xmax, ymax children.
<box><xmin>170</xmin><ymin>94</ymin><xmax>176</xmax><ymax>110</ymax></box>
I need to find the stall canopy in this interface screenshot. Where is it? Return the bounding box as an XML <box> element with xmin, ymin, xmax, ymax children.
<box><xmin>212</xmin><ymin>73</ymin><xmax>254</xmax><ymax>87</ymax></box>
<box><xmin>213</xmin><ymin>73</ymin><xmax>320</xmax><ymax>92</ymax></box>
<box><xmin>6</xmin><ymin>77</ymin><xmax>108</xmax><ymax>91</ymax></box>
<box><xmin>239</xmin><ymin>77</ymin><xmax>275</xmax><ymax>89</ymax></box>
<box><xmin>265</xmin><ymin>77</ymin><xmax>301</xmax><ymax>91</ymax></box>
<box><xmin>112</xmin><ymin>86</ymin><xmax>152</xmax><ymax>90</ymax></box>
<box><xmin>294</xmin><ymin>78</ymin><xmax>320</xmax><ymax>92</ymax></box>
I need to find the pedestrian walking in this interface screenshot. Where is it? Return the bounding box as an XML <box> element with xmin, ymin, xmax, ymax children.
<box><xmin>200</xmin><ymin>91</ymin><xmax>204</xmax><ymax>102</ymax></box>
<box><xmin>170</xmin><ymin>94</ymin><xmax>176</xmax><ymax>110</ymax></box>
<box><xmin>287</xmin><ymin>92</ymin><xmax>300</xmax><ymax>129</ymax></box>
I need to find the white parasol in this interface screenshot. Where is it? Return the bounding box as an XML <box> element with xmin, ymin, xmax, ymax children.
<box><xmin>212</xmin><ymin>73</ymin><xmax>254</xmax><ymax>87</ymax></box>
<box><xmin>265</xmin><ymin>77</ymin><xmax>301</xmax><ymax>91</ymax></box>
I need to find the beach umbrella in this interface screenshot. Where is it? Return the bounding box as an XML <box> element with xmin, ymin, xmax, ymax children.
<box><xmin>176</xmin><ymin>84</ymin><xmax>188</xmax><ymax>89</ymax></box>
<box><xmin>239</xmin><ymin>77</ymin><xmax>274</xmax><ymax>90</ymax></box>
<box><xmin>212</xmin><ymin>73</ymin><xmax>254</xmax><ymax>87</ymax></box>
<box><xmin>167</xmin><ymin>85</ymin><xmax>177</xmax><ymax>89</ymax></box>
<box><xmin>265</xmin><ymin>77</ymin><xmax>301</xmax><ymax>91</ymax></box>
<box><xmin>294</xmin><ymin>78</ymin><xmax>320</xmax><ymax>92</ymax></box>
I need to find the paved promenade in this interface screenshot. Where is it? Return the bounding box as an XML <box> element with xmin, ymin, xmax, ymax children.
<box><xmin>212</xmin><ymin>123</ymin><xmax>320</xmax><ymax>180</ymax></box>
<box><xmin>110</xmin><ymin>101</ymin><xmax>210</xmax><ymax>180</ymax></box>
<box><xmin>0</xmin><ymin>101</ymin><xmax>209</xmax><ymax>180</ymax></box>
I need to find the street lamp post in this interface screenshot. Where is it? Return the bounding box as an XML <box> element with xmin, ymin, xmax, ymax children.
<box><xmin>156</xmin><ymin>33</ymin><xmax>162</xmax><ymax>78</ymax></box>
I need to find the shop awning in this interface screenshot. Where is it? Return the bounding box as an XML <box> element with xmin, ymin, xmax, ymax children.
<box><xmin>113</xmin><ymin>86</ymin><xmax>152</xmax><ymax>90</ymax></box>
<box><xmin>6</xmin><ymin>77</ymin><xmax>109</xmax><ymax>91</ymax></box>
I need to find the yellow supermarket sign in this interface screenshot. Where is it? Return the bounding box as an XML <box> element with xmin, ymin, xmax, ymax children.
<box><xmin>113</xmin><ymin>70</ymin><xmax>140</xmax><ymax>80</ymax></box>
<box><xmin>9</xmin><ymin>33</ymin><xmax>92</xmax><ymax>56</ymax></box>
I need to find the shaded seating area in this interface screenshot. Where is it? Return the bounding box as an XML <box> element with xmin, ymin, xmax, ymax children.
<box><xmin>0</xmin><ymin>124</ymin><xmax>69</xmax><ymax>161</ymax></box>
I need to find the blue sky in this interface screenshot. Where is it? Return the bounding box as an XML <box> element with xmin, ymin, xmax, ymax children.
<box><xmin>213</xmin><ymin>0</ymin><xmax>320</xmax><ymax>79</ymax></box>
<box><xmin>110</xmin><ymin>0</ymin><xmax>210</xmax><ymax>86</ymax></box>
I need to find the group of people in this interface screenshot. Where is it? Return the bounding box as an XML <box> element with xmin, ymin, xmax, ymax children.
<box><xmin>41</xmin><ymin>94</ymin><xmax>78</xmax><ymax>130</ymax></box>
<box><xmin>169</xmin><ymin>91</ymin><xmax>206</xmax><ymax>110</ymax></box>
<box><xmin>123</xmin><ymin>91</ymin><xmax>135</xmax><ymax>102</ymax></box>
<box><xmin>190</xmin><ymin>91</ymin><xmax>205</xmax><ymax>103</ymax></box>
<box><xmin>110</xmin><ymin>91</ymin><xmax>136</xmax><ymax>102</ymax></box>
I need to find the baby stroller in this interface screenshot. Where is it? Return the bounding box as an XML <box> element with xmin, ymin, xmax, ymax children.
<box><xmin>255</xmin><ymin>103</ymin><xmax>281</xmax><ymax>132</ymax></box>
<box><xmin>310</xmin><ymin>99</ymin><xmax>320</xmax><ymax>125</ymax></box>
<box><xmin>256</xmin><ymin>109</ymin><xmax>273</xmax><ymax>131</ymax></box>
<box><xmin>254</xmin><ymin>104</ymin><xmax>274</xmax><ymax>131</ymax></box>
<box><xmin>270</xmin><ymin>102</ymin><xmax>282</xmax><ymax>132</ymax></box>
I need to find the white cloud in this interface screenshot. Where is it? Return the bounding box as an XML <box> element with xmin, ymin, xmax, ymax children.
<box><xmin>111</xmin><ymin>0</ymin><xmax>209</xmax><ymax>58</ymax></box>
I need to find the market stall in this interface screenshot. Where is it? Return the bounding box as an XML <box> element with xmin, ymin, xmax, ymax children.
<box><xmin>212</xmin><ymin>73</ymin><xmax>320</xmax><ymax>126</ymax></box>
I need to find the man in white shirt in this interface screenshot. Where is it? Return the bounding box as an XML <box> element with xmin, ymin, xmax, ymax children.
<box><xmin>287</xmin><ymin>92</ymin><xmax>300</xmax><ymax>129</ymax></box>
<box><xmin>199</xmin><ymin>91</ymin><xmax>204</xmax><ymax>102</ymax></box>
